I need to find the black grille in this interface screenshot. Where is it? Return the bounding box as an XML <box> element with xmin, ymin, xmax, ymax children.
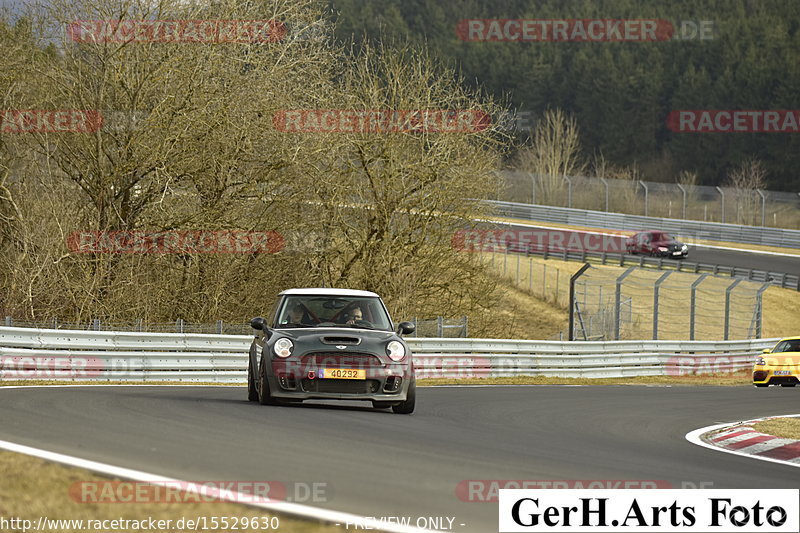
<box><xmin>301</xmin><ymin>352</ymin><xmax>384</xmax><ymax>368</ymax></box>
<box><xmin>321</xmin><ymin>336</ymin><xmax>361</xmax><ymax>345</ymax></box>
<box><xmin>769</xmin><ymin>376</ymin><xmax>799</xmax><ymax>386</ymax></box>
<box><xmin>384</xmin><ymin>376</ymin><xmax>402</xmax><ymax>392</ymax></box>
<box><xmin>301</xmin><ymin>378</ymin><xmax>380</xmax><ymax>394</ymax></box>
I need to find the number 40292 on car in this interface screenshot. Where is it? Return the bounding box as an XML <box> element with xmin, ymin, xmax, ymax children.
<box><xmin>247</xmin><ymin>288</ymin><xmax>417</xmax><ymax>414</ymax></box>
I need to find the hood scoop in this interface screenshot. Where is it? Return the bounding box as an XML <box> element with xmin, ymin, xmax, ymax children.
<box><xmin>321</xmin><ymin>336</ymin><xmax>361</xmax><ymax>346</ymax></box>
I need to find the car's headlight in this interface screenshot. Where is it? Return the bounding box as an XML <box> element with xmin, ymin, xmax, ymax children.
<box><xmin>658</xmin><ymin>246</ymin><xmax>668</xmax><ymax>252</ymax></box>
<box><xmin>681</xmin><ymin>244</ymin><xmax>688</xmax><ymax>251</ymax></box>
<box><xmin>273</xmin><ymin>337</ymin><xmax>294</xmax><ymax>358</ymax></box>
<box><xmin>387</xmin><ymin>340</ymin><xmax>405</xmax><ymax>361</ymax></box>
<box><xmin>755</xmin><ymin>357</ymin><xmax>766</xmax><ymax>366</ymax></box>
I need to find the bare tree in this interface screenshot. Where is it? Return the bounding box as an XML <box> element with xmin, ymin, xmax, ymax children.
<box><xmin>726</xmin><ymin>158</ymin><xmax>767</xmax><ymax>225</ymax></box>
<box><xmin>514</xmin><ymin>108</ymin><xmax>585</xmax><ymax>206</ymax></box>
<box><xmin>286</xmin><ymin>42</ymin><xmax>506</xmax><ymax>321</ymax></box>
<box><xmin>0</xmin><ymin>3</ymin><xmax>513</xmax><ymax>334</ymax></box>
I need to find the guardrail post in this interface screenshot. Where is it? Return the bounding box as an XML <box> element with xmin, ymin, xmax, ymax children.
<box><xmin>724</xmin><ymin>279</ymin><xmax>743</xmax><ymax>340</ymax></box>
<box><xmin>437</xmin><ymin>316</ymin><xmax>443</xmax><ymax>337</ymax></box>
<box><xmin>614</xmin><ymin>267</ymin><xmax>635</xmax><ymax>340</ymax></box>
<box><xmin>555</xmin><ymin>269</ymin><xmax>560</xmax><ymax>304</ymax></box>
<box><xmin>176</xmin><ymin>318</ymin><xmax>184</xmax><ymax>333</ymax></box>
<box><xmin>543</xmin><ymin>263</ymin><xmax>547</xmax><ymax>297</ymax></box>
<box><xmin>689</xmin><ymin>274</ymin><xmax>707</xmax><ymax>340</ymax></box>
<box><xmin>5</xmin><ymin>316</ymin><xmax>11</xmax><ymax>326</ymax></box>
<box><xmin>653</xmin><ymin>271</ymin><xmax>672</xmax><ymax>340</ymax></box>
<box><xmin>92</xmin><ymin>319</ymin><xmax>100</xmax><ymax>331</ymax></box>
<box><xmin>754</xmin><ymin>283</ymin><xmax>769</xmax><ymax>338</ymax></box>
<box><xmin>134</xmin><ymin>318</ymin><xmax>143</xmax><ymax>332</ymax></box>
<box><xmin>564</xmin><ymin>175</ymin><xmax>572</xmax><ymax>208</ymax></box>
<box><xmin>216</xmin><ymin>320</ymin><xmax>223</xmax><ymax>334</ymax></box>
<box><xmin>757</xmin><ymin>189</ymin><xmax>766</xmax><ymax>226</ymax></box>
<box><xmin>716</xmin><ymin>186</ymin><xmax>725</xmax><ymax>224</ymax></box>
<box><xmin>600</xmin><ymin>177</ymin><xmax>609</xmax><ymax>211</ymax></box>
<box><xmin>528</xmin><ymin>172</ymin><xmax>536</xmax><ymax>204</ymax></box>
<box><xmin>676</xmin><ymin>183</ymin><xmax>687</xmax><ymax>219</ymax></box>
<box><xmin>638</xmin><ymin>180</ymin><xmax>649</xmax><ymax>216</ymax></box>
<box><xmin>569</xmin><ymin>263</ymin><xmax>591</xmax><ymax>341</ymax></box>
<box><xmin>462</xmin><ymin>316</ymin><xmax>468</xmax><ymax>338</ymax></box>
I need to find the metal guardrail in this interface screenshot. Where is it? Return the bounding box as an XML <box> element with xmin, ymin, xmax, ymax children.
<box><xmin>511</xmin><ymin>246</ymin><xmax>800</xmax><ymax>290</ymax></box>
<box><xmin>489</xmin><ymin>200</ymin><xmax>800</xmax><ymax>250</ymax></box>
<box><xmin>0</xmin><ymin>327</ymin><xmax>772</xmax><ymax>381</ymax></box>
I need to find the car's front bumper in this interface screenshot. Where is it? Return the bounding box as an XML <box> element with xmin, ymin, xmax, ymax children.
<box><xmin>267</xmin><ymin>361</ymin><xmax>413</xmax><ymax>402</ymax></box>
<box><xmin>658</xmin><ymin>250</ymin><xmax>688</xmax><ymax>258</ymax></box>
<box><xmin>753</xmin><ymin>367</ymin><xmax>799</xmax><ymax>385</ymax></box>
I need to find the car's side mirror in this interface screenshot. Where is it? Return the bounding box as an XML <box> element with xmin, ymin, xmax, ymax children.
<box><xmin>397</xmin><ymin>321</ymin><xmax>415</xmax><ymax>336</ymax></box>
<box><xmin>250</xmin><ymin>317</ymin><xmax>272</xmax><ymax>340</ymax></box>
<box><xmin>762</xmin><ymin>348</ymin><xmax>771</xmax><ymax>354</ymax></box>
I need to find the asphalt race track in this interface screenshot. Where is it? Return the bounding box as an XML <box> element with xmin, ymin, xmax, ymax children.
<box><xmin>687</xmin><ymin>246</ymin><xmax>800</xmax><ymax>277</ymax></box>
<box><xmin>503</xmin><ymin>222</ymin><xmax>800</xmax><ymax>278</ymax></box>
<box><xmin>1</xmin><ymin>385</ymin><xmax>798</xmax><ymax>532</ymax></box>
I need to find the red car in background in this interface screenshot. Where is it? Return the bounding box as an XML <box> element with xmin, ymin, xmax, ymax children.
<box><xmin>626</xmin><ymin>231</ymin><xmax>689</xmax><ymax>258</ymax></box>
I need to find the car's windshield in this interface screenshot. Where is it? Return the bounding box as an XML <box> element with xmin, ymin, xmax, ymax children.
<box><xmin>773</xmin><ymin>340</ymin><xmax>800</xmax><ymax>353</ymax></box>
<box><xmin>275</xmin><ymin>295</ymin><xmax>393</xmax><ymax>331</ymax></box>
<box><xmin>652</xmin><ymin>232</ymin><xmax>674</xmax><ymax>242</ymax></box>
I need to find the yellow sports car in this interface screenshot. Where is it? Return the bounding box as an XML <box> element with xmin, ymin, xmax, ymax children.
<box><xmin>753</xmin><ymin>337</ymin><xmax>800</xmax><ymax>387</ymax></box>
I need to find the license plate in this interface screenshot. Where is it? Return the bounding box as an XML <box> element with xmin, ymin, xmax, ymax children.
<box><xmin>774</xmin><ymin>370</ymin><xmax>792</xmax><ymax>376</ymax></box>
<box><xmin>321</xmin><ymin>368</ymin><xmax>365</xmax><ymax>380</ymax></box>
<box><xmin>672</xmin><ymin>251</ymin><xmax>681</xmax><ymax>255</ymax></box>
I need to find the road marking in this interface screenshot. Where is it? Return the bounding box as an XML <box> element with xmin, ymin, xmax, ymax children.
<box><xmin>488</xmin><ymin>218</ymin><xmax>800</xmax><ymax>258</ymax></box>
<box><xmin>0</xmin><ymin>387</ymin><xmax>434</xmax><ymax>533</ymax></box>
<box><xmin>685</xmin><ymin>414</ymin><xmax>800</xmax><ymax>469</ymax></box>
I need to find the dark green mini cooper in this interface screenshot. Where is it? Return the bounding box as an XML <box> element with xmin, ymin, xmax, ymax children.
<box><xmin>248</xmin><ymin>288</ymin><xmax>417</xmax><ymax>414</ymax></box>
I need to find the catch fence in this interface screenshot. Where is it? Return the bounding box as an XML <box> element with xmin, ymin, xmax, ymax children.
<box><xmin>499</xmin><ymin>171</ymin><xmax>800</xmax><ymax>230</ymax></box>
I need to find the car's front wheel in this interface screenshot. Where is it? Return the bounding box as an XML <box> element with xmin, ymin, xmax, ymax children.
<box><xmin>754</xmin><ymin>383</ymin><xmax>769</xmax><ymax>388</ymax></box>
<box><xmin>258</xmin><ymin>356</ymin><xmax>280</xmax><ymax>406</ymax></box>
<box><xmin>247</xmin><ymin>354</ymin><xmax>259</xmax><ymax>402</ymax></box>
<box><xmin>392</xmin><ymin>379</ymin><xmax>416</xmax><ymax>414</ymax></box>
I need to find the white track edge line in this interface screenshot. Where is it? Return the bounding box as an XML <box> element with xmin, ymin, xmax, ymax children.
<box><xmin>487</xmin><ymin>218</ymin><xmax>800</xmax><ymax>258</ymax></box>
<box><xmin>685</xmin><ymin>414</ymin><xmax>800</xmax><ymax>470</ymax></box>
<box><xmin>0</xmin><ymin>439</ymin><xmax>435</xmax><ymax>533</ymax></box>
<box><xmin>0</xmin><ymin>386</ymin><xmax>435</xmax><ymax>533</ymax></box>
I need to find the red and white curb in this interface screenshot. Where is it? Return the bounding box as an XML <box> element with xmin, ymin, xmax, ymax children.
<box><xmin>686</xmin><ymin>415</ymin><xmax>800</xmax><ymax>468</ymax></box>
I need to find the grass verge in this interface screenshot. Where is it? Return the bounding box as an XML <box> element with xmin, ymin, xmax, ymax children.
<box><xmin>751</xmin><ymin>417</ymin><xmax>800</xmax><ymax>440</ymax></box>
<box><xmin>0</xmin><ymin>450</ymin><xmax>343</xmax><ymax>533</ymax></box>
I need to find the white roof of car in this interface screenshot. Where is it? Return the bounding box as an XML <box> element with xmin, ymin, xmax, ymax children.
<box><xmin>279</xmin><ymin>288</ymin><xmax>380</xmax><ymax>298</ymax></box>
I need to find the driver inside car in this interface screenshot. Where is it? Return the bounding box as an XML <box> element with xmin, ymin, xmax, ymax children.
<box><xmin>344</xmin><ymin>306</ymin><xmax>363</xmax><ymax>325</ymax></box>
<box><xmin>285</xmin><ymin>303</ymin><xmax>315</xmax><ymax>325</ymax></box>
